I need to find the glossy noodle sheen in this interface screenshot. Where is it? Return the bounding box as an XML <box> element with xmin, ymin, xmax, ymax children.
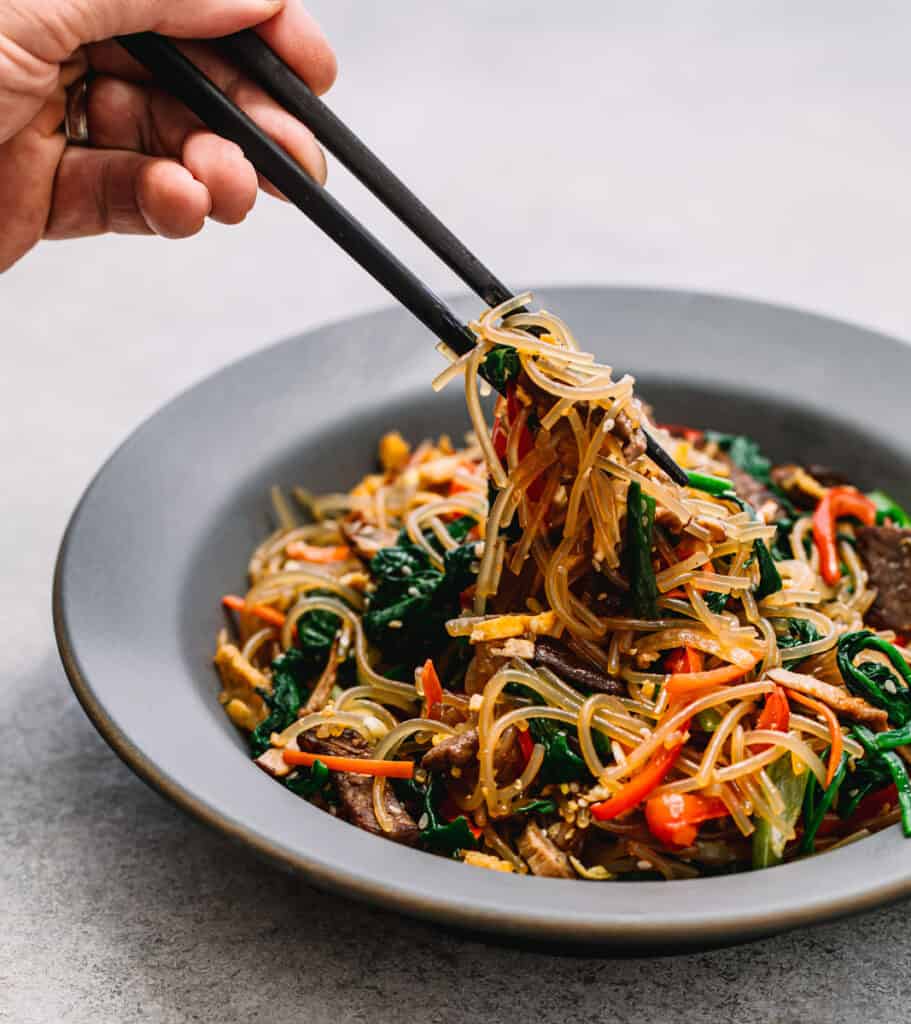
<box><xmin>213</xmin><ymin>293</ymin><xmax>911</xmax><ymax>880</ymax></box>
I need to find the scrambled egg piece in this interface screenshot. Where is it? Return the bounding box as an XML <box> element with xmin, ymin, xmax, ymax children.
<box><xmin>214</xmin><ymin>644</ymin><xmax>270</xmax><ymax>730</ymax></box>
<box><xmin>379</xmin><ymin>431</ymin><xmax>411</xmax><ymax>472</ymax></box>
<box><xmin>463</xmin><ymin>852</ymin><xmax>516</xmax><ymax>873</ymax></box>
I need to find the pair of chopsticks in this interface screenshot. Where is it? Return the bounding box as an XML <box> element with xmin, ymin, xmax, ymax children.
<box><xmin>116</xmin><ymin>31</ymin><xmax>687</xmax><ymax>485</ymax></box>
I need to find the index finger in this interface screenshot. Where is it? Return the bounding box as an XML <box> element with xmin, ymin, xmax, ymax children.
<box><xmin>89</xmin><ymin>0</ymin><xmax>336</xmax><ymax>97</ymax></box>
<box><xmin>254</xmin><ymin>0</ymin><xmax>336</xmax><ymax>96</ymax></box>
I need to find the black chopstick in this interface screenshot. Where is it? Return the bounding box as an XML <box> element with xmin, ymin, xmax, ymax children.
<box><xmin>214</xmin><ymin>32</ymin><xmax>686</xmax><ymax>485</ymax></box>
<box><xmin>117</xmin><ymin>32</ymin><xmax>475</xmax><ymax>359</ymax></box>
<box><xmin>218</xmin><ymin>30</ymin><xmax>513</xmax><ymax>309</ymax></box>
<box><xmin>117</xmin><ymin>32</ymin><xmax>687</xmax><ymax>486</ymax></box>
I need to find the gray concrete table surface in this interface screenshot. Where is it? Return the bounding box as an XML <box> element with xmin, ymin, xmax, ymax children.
<box><xmin>3</xmin><ymin>2</ymin><xmax>910</xmax><ymax>1021</ymax></box>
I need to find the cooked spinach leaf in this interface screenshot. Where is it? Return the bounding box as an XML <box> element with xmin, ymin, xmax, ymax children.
<box><xmin>283</xmin><ymin>758</ymin><xmax>332</xmax><ymax>799</ymax></box>
<box><xmin>778</xmin><ymin>618</ymin><xmax>821</xmax><ymax>668</ymax></box>
<box><xmin>868</xmin><ymin>489</ymin><xmax>911</xmax><ymax>527</ymax></box>
<box><xmin>481</xmin><ymin>345</ymin><xmax>521</xmax><ymax>392</ymax></box>
<box><xmin>365</xmin><ymin>528</ymin><xmax>481</xmax><ymax>662</ymax></box>
<box><xmin>528</xmin><ymin>717</ymin><xmax>589</xmax><ymax>783</ymax></box>
<box><xmin>249</xmin><ymin>666</ymin><xmax>302</xmax><ymax>757</ymax></box>
<box><xmin>442</xmin><ymin>541</ymin><xmax>480</xmax><ymax>594</ymax></box>
<box><xmin>778</xmin><ymin>618</ymin><xmax>820</xmax><ymax>650</ymax></box>
<box><xmin>704</xmin><ymin>430</ymin><xmax>771</xmax><ymax>484</ymax></box>
<box><xmin>837</xmin><ymin>631</ymin><xmax>911</xmax><ymax>727</ymax></box>
<box><xmin>704</xmin><ymin>591</ymin><xmax>729</xmax><ymax>614</ymax></box>
<box><xmin>846</xmin><ymin>726</ymin><xmax>911</xmax><ymax>838</ymax></box>
<box><xmin>753</xmin><ymin>539</ymin><xmax>783</xmax><ymax>600</ymax></box>
<box><xmin>515</xmin><ymin>799</ymin><xmax>558</xmax><ymax>815</ymax></box>
<box><xmin>397</xmin><ymin>776</ymin><xmax>480</xmax><ymax>857</ymax></box>
<box><xmin>770</xmin><ymin>517</ymin><xmax>796</xmax><ymax>561</ymax></box>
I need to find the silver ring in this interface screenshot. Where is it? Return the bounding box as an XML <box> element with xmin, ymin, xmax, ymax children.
<box><xmin>64</xmin><ymin>76</ymin><xmax>90</xmax><ymax>146</ymax></box>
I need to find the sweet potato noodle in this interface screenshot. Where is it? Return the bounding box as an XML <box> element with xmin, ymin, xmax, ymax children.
<box><xmin>214</xmin><ymin>293</ymin><xmax>911</xmax><ymax>880</ymax></box>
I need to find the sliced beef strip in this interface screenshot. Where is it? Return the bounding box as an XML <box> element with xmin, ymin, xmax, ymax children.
<box><xmin>441</xmin><ymin>703</ymin><xmax>470</xmax><ymax>728</ymax></box>
<box><xmin>716</xmin><ymin>453</ymin><xmax>785</xmax><ymax>522</ymax></box>
<box><xmin>421</xmin><ymin>728</ymin><xmax>479</xmax><ymax>773</ymax></box>
<box><xmin>615</xmin><ymin>409</ymin><xmax>647</xmax><ymax>463</ymax></box>
<box><xmin>302</xmin><ymin>636</ymin><xmax>340</xmax><ymax>713</ymax></box>
<box><xmin>550</xmin><ymin>820</ymin><xmax>586</xmax><ymax>858</ymax></box>
<box><xmin>297</xmin><ymin>730</ymin><xmax>420</xmax><ymax>845</ymax></box>
<box><xmin>494</xmin><ymin>726</ymin><xmax>526</xmax><ymax>785</ymax></box>
<box><xmin>533</xmin><ymin>636</ymin><xmax>624</xmax><ymax>695</ymax></box>
<box><xmin>807</xmin><ymin>464</ymin><xmax>851</xmax><ymax>489</ymax></box>
<box><xmin>517</xmin><ymin>821</ymin><xmax>575</xmax><ymax>878</ymax></box>
<box><xmin>769</xmin><ymin>463</ymin><xmax>851</xmax><ymax>510</ymax></box>
<box><xmin>464</xmin><ymin>641</ymin><xmax>509</xmax><ymax>696</ymax></box>
<box><xmin>855</xmin><ymin>525</ymin><xmax>911</xmax><ymax>633</ymax></box>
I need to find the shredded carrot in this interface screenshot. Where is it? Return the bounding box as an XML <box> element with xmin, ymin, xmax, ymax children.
<box><xmin>281</xmin><ymin>749</ymin><xmax>414</xmax><ymax>778</ymax></box>
<box><xmin>285</xmin><ymin>541</ymin><xmax>351</xmax><ymax>563</ymax></box>
<box><xmin>787</xmin><ymin>690</ymin><xmax>843</xmax><ymax>787</ymax></box>
<box><xmin>222</xmin><ymin>594</ymin><xmax>286</xmax><ymax>628</ymax></box>
<box><xmin>664</xmin><ymin>657</ymin><xmax>758</xmax><ymax>697</ymax></box>
<box><xmin>421</xmin><ymin>658</ymin><xmax>443</xmax><ymax>720</ymax></box>
<box><xmin>590</xmin><ymin>721</ymin><xmax>691</xmax><ymax>820</ymax></box>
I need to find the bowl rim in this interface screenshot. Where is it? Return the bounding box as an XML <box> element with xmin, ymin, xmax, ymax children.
<box><xmin>53</xmin><ymin>284</ymin><xmax>911</xmax><ymax>950</ymax></box>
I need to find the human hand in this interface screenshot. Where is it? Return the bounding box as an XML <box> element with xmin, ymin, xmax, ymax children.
<box><xmin>0</xmin><ymin>0</ymin><xmax>336</xmax><ymax>272</ymax></box>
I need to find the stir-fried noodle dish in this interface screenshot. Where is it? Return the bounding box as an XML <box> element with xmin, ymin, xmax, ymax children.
<box><xmin>215</xmin><ymin>294</ymin><xmax>911</xmax><ymax>880</ymax></box>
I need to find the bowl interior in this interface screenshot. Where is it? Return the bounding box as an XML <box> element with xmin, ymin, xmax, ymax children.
<box><xmin>56</xmin><ymin>286</ymin><xmax>911</xmax><ymax>950</ymax></box>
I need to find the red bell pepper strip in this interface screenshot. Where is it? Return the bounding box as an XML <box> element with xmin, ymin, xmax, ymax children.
<box><xmin>490</xmin><ymin>383</ymin><xmax>544</xmax><ymax>500</ymax></box>
<box><xmin>750</xmin><ymin>685</ymin><xmax>790</xmax><ymax>753</ymax></box>
<box><xmin>491</xmin><ymin>415</ymin><xmax>509</xmax><ymax>461</ymax></box>
<box><xmin>844</xmin><ymin>784</ymin><xmax>899</xmax><ymax>832</ymax></box>
<box><xmin>517</xmin><ymin>727</ymin><xmax>535</xmax><ymax>765</ymax></box>
<box><xmin>421</xmin><ymin>659</ymin><xmax>443</xmax><ymax>721</ymax></box>
<box><xmin>665</xmin><ymin>647</ymin><xmax>704</xmax><ymax>675</ymax></box>
<box><xmin>590</xmin><ymin>721</ymin><xmax>691</xmax><ymax>821</ymax></box>
<box><xmin>645</xmin><ymin>792</ymin><xmax>729</xmax><ymax>847</ymax></box>
<box><xmin>657</xmin><ymin>423</ymin><xmax>704</xmax><ymax>444</ymax></box>
<box><xmin>812</xmin><ymin>486</ymin><xmax>877</xmax><ymax>586</ymax></box>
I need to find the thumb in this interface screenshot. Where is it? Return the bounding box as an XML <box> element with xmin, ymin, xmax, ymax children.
<box><xmin>2</xmin><ymin>0</ymin><xmax>285</xmax><ymax>67</ymax></box>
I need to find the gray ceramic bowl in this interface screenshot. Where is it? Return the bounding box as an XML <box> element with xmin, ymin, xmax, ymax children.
<box><xmin>54</xmin><ymin>286</ymin><xmax>911</xmax><ymax>951</ymax></box>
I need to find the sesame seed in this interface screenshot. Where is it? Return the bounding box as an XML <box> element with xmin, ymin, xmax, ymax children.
<box><xmin>401</xmin><ymin>565</ymin><xmax>413</xmax><ymax>576</ymax></box>
<box><xmin>388</xmin><ymin>619</ymin><xmax>403</xmax><ymax>629</ymax></box>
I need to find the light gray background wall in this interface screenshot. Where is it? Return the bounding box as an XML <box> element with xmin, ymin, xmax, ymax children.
<box><xmin>3</xmin><ymin>2</ymin><xmax>909</xmax><ymax>1021</ymax></box>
